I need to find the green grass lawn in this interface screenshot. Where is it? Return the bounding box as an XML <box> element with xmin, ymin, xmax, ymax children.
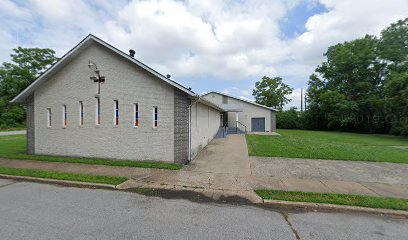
<box><xmin>0</xmin><ymin>167</ymin><xmax>128</xmax><ymax>185</ymax></box>
<box><xmin>246</xmin><ymin>129</ymin><xmax>408</xmax><ymax>163</ymax></box>
<box><xmin>256</xmin><ymin>189</ymin><xmax>408</xmax><ymax>211</ymax></box>
<box><xmin>0</xmin><ymin>135</ymin><xmax>183</xmax><ymax>170</ymax></box>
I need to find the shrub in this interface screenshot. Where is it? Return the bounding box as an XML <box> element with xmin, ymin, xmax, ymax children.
<box><xmin>277</xmin><ymin>108</ymin><xmax>300</xmax><ymax>129</ymax></box>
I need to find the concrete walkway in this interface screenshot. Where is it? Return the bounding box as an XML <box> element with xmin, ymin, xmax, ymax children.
<box><xmin>184</xmin><ymin>134</ymin><xmax>251</xmax><ymax>176</ymax></box>
<box><xmin>0</xmin><ymin>130</ymin><xmax>26</xmax><ymax>136</ymax></box>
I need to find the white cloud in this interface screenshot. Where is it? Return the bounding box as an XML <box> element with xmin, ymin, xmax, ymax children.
<box><xmin>288</xmin><ymin>0</ymin><xmax>408</xmax><ymax>70</ymax></box>
<box><xmin>1</xmin><ymin>0</ymin><xmax>407</xmax><ymax>98</ymax></box>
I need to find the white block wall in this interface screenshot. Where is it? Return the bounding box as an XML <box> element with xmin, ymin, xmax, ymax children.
<box><xmin>190</xmin><ymin>102</ymin><xmax>221</xmax><ymax>159</ymax></box>
<box><xmin>203</xmin><ymin>93</ymin><xmax>276</xmax><ymax>132</ymax></box>
<box><xmin>34</xmin><ymin>43</ymin><xmax>176</xmax><ymax>162</ymax></box>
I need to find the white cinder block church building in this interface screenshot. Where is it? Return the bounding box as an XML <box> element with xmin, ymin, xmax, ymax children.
<box><xmin>12</xmin><ymin>35</ymin><xmax>276</xmax><ymax>164</ymax></box>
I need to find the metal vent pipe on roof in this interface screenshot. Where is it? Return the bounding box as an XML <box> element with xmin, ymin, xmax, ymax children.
<box><xmin>129</xmin><ymin>49</ymin><xmax>135</xmax><ymax>57</ymax></box>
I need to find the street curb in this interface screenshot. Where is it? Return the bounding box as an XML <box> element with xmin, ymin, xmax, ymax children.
<box><xmin>2</xmin><ymin>173</ymin><xmax>406</xmax><ymax>218</ymax></box>
<box><xmin>263</xmin><ymin>199</ymin><xmax>408</xmax><ymax>217</ymax></box>
<box><xmin>0</xmin><ymin>174</ymin><xmax>118</xmax><ymax>190</ymax></box>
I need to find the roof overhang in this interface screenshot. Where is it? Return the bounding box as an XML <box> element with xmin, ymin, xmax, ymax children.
<box><xmin>11</xmin><ymin>34</ymin><xmax>197</xmax><ymax>103</ymax></box>
<box><xmin>196</xmin><ymin>97</ymin><xmax>225</xmax><ymax>112</ymax></box>
<box><xmin>220</xmin><ymin>104</ymin><xmax>243</xmax><ymax>112</ymax></box>
<box><xmin>201</xmin><ymin>91</ymin><xmax>278</xmax><ymax>111</ymax></box>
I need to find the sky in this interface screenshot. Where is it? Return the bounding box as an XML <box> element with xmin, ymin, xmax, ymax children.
<box><xmin>1</xmin><ymin>0</ymin><xmax>407</xmax><ymax>109</ymax></box>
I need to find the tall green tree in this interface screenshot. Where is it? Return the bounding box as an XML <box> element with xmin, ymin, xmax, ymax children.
<box><xmin>306</xmin><ymin>35</ymin><xmax>387</xmax><ymax>132</ymax></box>
<box><xmin>384</xmin><ymin>72</ymin><xmax>408</xmax><ymax>135</ymax></box>
<box><xmin>0</xmin><ymin>47</ymin><xmax>58</xmax><ymax>128</ymax></box>
<box><xmin>304</xmin><ymin>17</ymin><xmax>408</xmax><ymax>135</ymax></box>
<box><xmin>379</xmin><ymin>18</ymin><xmax>408</xmax><ymax>135</ymax></box>
<box><xmin>378</xmin><ymin>18</ymin><xmax>408</xmax><ymax>68</ymax></box>
<box><xmin>252</xmin><ymin>76</ymin><xmax>293</xmax><ymax>110</ymax></box>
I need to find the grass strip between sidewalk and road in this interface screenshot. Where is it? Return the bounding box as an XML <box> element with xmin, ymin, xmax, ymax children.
<box><xmin>0</xmin><ymin>167</ymin><xmax>128</xmax><ymax>185</ymax></box>
<box><xmin>0</xmin><ymin>135</ymin><xmax>183</xmax><ymax>170</ymax></box>
<box><xmin>255</xmin><ymin>189</ymin><xmax>408</xmax><ymax>211</ymax></box>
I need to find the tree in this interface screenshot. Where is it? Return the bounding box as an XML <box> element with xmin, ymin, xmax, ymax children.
<box><xmin>305</xmin><ymin>35</ymin><xmax>387</xmax><ymax>132</ymax></box>
<box><xmin>0</xmin><ymin>47</ymin><xmax>58</xmax><ymax>128</ymax></box>
<box><xmin>384</xmin><ymin>71</ymin><xmax>408</xmax><ymax>135</ymax></box>
<box><xmin>252</xmin><ymin>76</ymin><xmax>293</xmax><ymax>110</ymax></box>
<box><xmin>379</xmin><ymin>18</ymin><xmax>408</xmax><ymax>135</ymax></box>
<box><xmin>378</xmin><ymin>18</ymin><xmax>408</xmax><ymax>68</ymax></box>
<box><xmin>302</xmin><ymin>17</ymin><xmax>408</xmax><ymax>135</ymax></box>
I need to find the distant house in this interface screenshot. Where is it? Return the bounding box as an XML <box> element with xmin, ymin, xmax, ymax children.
<box><xmin>11</xmin><ymin>34</ymin><xmax>276</xmax><ymax>164</ymax></box>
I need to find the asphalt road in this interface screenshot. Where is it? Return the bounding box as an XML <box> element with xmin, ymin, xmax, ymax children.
<box><xmin>0</xmin><ymin>179</ymin><xmax>407</xmax><ymax>240</ymax></box>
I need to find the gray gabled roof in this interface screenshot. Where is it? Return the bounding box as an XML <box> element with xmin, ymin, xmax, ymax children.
<box><xmin>202</xmin><ymin>91</ymin><xmax>278</xmax><ymax>111</ymax></box>
<box><xmin>11</xmin><ymin>34</ymin><xmax>197</xmax><ymax>103</ymax></box>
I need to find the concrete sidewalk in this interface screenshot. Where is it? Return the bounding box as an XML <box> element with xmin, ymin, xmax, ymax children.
<box><xmin>251</xmin><ymin>157</ymin><xmax>408</xmax><ymax>185</ymax></box>
<box><xmin>1</xmin><ymin>132</ymin><xmax>407</xmax><ymax>203</ymax></box>
<box><xmin>0</xmin><ymin>130</ymin><xmax>26</xmax><ymax>136</ymax></box>
<box><xmin>1</xmin><ymin>158</ymin><xmax>408</xmax><ymax>203</ymax></box>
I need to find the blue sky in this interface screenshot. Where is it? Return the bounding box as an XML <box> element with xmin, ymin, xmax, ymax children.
<box><xmin>280</xmin><ymin>1</ymin><xmax>327</xmax><ymax>38</ymax></box>
<box><xmin>1</xmin><ymin>0</ymin><xmax>407</xmax><ymax>109</ymax></box>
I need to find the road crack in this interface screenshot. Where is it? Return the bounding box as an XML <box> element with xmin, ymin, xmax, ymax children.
<box><xmin>0</xmin><ymin>181</ymin><xmax>17</xmax><ymax>189</ymax></box>
<box><xmin>280</xmin><ymin>211</ymin><xmax>301</xmax><ymax>240</ymax></box>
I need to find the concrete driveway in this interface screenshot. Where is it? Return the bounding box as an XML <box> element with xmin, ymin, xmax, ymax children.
<box><xmin>250</xmin><ymin>157</ymin><xmax>408</xmax><ymax>185</ymax></box>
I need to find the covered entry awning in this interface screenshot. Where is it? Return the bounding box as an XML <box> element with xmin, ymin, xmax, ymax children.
<box><xmin>219</xmin><ymin>104</ymin><xmax>243</xmax><ymax>112</ymax></box>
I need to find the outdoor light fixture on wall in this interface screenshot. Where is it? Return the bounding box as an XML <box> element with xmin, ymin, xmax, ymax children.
<box><xmin>88</xmin><ymin>60</ymin><xmax>105</xmax><ymax>94</ymax></box>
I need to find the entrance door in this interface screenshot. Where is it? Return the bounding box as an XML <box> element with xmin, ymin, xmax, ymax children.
<box><xmin>251</xmin><ymin>118</ymin><xmax>265</xmax><ymax>132</ymax></box>
<box><xmin>222</xmin><ymin>112</ymin><xmax>228</xmax><ymax>127</ymax></box>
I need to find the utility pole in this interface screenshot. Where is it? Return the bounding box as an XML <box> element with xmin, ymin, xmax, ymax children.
<box><xmin>301</xmin><ymin>88</ymin><xmax>303</xmax><ymax>113</ymax></box>
<box><xmin>304</xmin><ymin>94</ymin><xmax>307</xmax><ymax>111</ymax></box>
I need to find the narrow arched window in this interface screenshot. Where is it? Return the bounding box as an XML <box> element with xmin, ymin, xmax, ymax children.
<box><xmin>153</xmin><ymin>106</ymin><xmax>158</xmax><ymax>128</ymax></box>
<box><xmin>95</xmin><ymin>97</ymin><xmax>100</xmax><ymax>125</ymax></box>
<box><xmin>134</xmin><ymin>103</ymin><xmax>139</xmax><ymax>127</ymax></box>
<box><xmin>62</xmin><ymin>105</ymin><xmax>67</xmax><ymax>127</ymax></box>
<box><xmin>47</xmin><ymin>108</ymin><xmax>52</xmax><ymax>127</ymax></box>
<box><xmin>114</xmin><ymin>100</ymin><xmax>119</xmax><ymax>126</ymax></box>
